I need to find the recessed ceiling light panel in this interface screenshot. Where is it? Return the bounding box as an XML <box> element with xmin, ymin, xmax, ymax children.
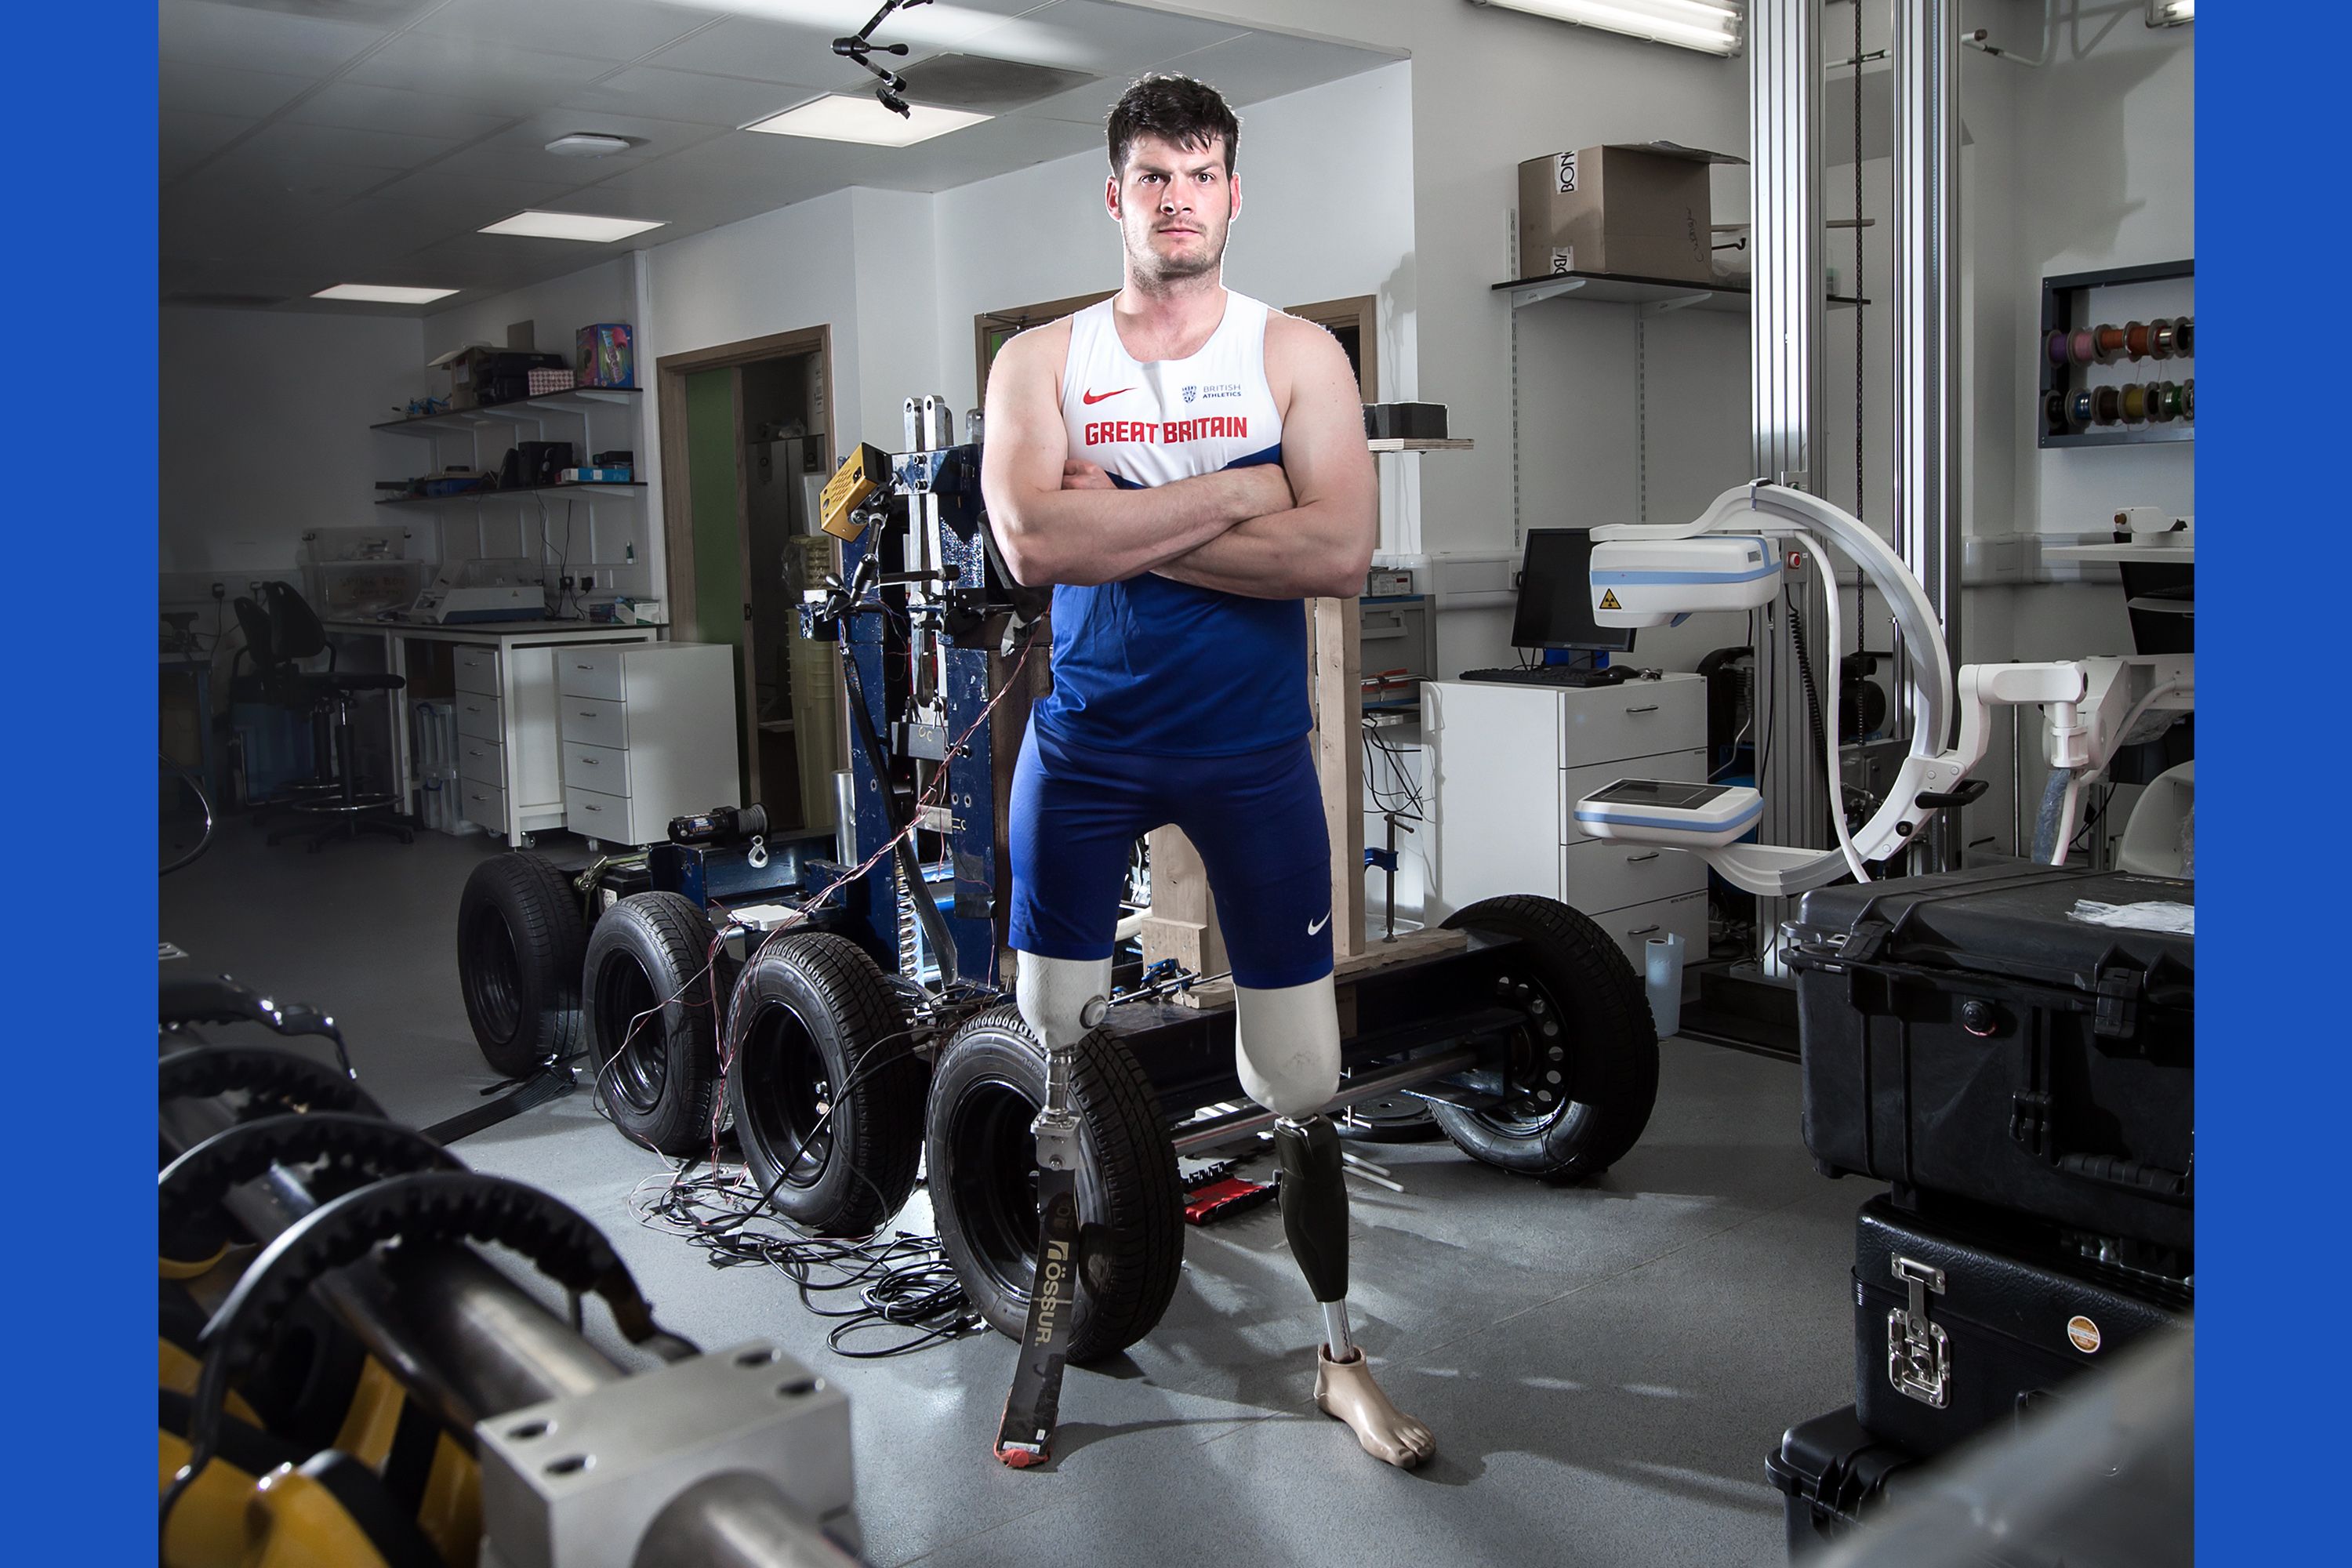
<box><xmin>743</xmin><ymin>94</ymin><xmax>990</xmax><ymax>147</ymax></box>
<box><xmin>312</xmin><ymin>283</ymin><xmax>459</xmax><ymax>304</ymax></box>
<box><xmin>545</xmin><ymin>132</ymin><xmax>635</xmax><ymax>158</ymax></box>
<box><xmin>479</xmin><ymin>211</ymin><xmax>669</xmax><ymax>242</ymax></box>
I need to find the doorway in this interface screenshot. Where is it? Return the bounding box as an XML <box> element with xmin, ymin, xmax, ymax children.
<box><xmin>657</xmin><ymin>328</ymin><xmax>840</xmax><ymax>831</ymax></box>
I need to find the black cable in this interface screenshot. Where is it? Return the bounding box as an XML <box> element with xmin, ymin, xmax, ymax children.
<box><xmin>1786</xmin><ymin>587</ymin><xmax>1832</xmax><ymax>837</ymax></box>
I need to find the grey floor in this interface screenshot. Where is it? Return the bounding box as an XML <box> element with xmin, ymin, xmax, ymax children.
<box><xmin>162</xmin><ymin>824</ymin><xmax>1862</xmax><ymax>1568</ymax></box>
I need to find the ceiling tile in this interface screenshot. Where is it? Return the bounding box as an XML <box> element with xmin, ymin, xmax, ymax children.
<box><xmin>366</xmin><ymin>168</ymin><xmax>591</xmax><ymax>230</ymax></box>
<box><xmin>158</xmin><ymin>0</ymin><xmax>390</xmax><ymax>75</ymax></box>
<box><xmin>410</xmin><ymin>0</ymin><xmax>719</xmax><ymax>64</ymax></box>
<box><xmin>285</xmin><ymin>80</ymin><xmax>517</xmax><ymax>140</ymax></box>
<box><xmin>162</xmin><ymin>111</ymin><xmax>259</xmax><ymax>183</ymax></box>
<box><xmin>343</xmin><ymin>33</ymin><xmax>616</xmax><ymax>111</ymax></box>
<box><xmin>637</xmin><ymin>15</ymin><xmax>868</xmax><ymax>88</ymax></box>
<box><xmin>158</xmin><ymin>59</ymin><xmax>315</xmax><ymax>120</ymax></box>
<box><xmin>1150</xmin><ymin>30</ymin><xmax>1397</xmax><ymax>107</ymax></box>
<box><xmin>959</xmin><ymin>1</ymin><xmax>1248</xmax><ymax>76</ymax></box>
<box><xmin>232</xmin><ymin>121</ymin><xmax>467</xmax><ymax>175</ymax></box>
<box><xmin>436</xmin><ymin>111</ymin><xmax>728</xmax><ymax>183</ymax></box>
<box><xmin>557</xmin><ymin>65</ymin><xmax>820</xmax><ymax>127</ymax></box>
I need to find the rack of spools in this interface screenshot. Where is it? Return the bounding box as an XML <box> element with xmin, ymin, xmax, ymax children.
<box><xmin>2039</xmin><ymin>260</ymin><xmax>2194</xmax><ymax>447</ymax></box>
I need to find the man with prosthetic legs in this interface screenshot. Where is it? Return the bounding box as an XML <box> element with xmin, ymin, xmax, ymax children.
<box><xmin>978</xmin><ymin>73</ymin><xmax>1434</xmax><ymax>1471</ymax></box>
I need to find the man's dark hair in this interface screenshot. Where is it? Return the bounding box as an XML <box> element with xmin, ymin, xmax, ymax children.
<box><xmin>1106</xmin><ymin>74</ymin><xmax>1240</xmax><ymax>178</ymax></box>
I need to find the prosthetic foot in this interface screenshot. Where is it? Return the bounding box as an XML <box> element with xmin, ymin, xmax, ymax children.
<box><xmin>1275</xmin><ymin>1116</ymin><xmax>1436</xmax><ymax>1471</ymax></box>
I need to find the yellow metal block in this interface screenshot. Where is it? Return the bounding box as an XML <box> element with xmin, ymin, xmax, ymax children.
<box><xmin>819</xmin><ymin>442</ymin><xmax>891</xmax><ymax>541</ymax></box>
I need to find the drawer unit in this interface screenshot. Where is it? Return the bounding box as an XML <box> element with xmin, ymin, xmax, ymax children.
<box><xmin>557</xmin><ymin>647</ymin><xmax>628</xmax><ymax>702</ymax></box>
<box><xmin>458</xmin><ymin>776</ymin><xmax>506</xmax><ymax>836</ymax></box>
<box><xmin>452</xmin><ymin>645</ymin><xmax>501</xmax><ymax>696</ymax></box>
<box><xmin>562</xmin><ymin>697</ymin><xmax>629</xmax><ymax>750</ymax></box>
<box><xmin>456</xmin><ymin>734</ymin><xmax>503</xmax><ymax>787</ymax></box>
<box><xmin>1597</xmin><ymin>891</ymin><xmax>1708</xmax><ymax>973</ymax></box>
<box><xmin>453</xmin><ymin>692</ymin><xmax>503</xmax><ymax>742</ymax></box>
<box><xmin>1426</xmin><ymin>673</ymin><xmax>1710</xmax><ymax>926</ymax></box>
<box><xmin>555</xmin><ymin>641</ymin><xmax>740</xmax><ymax>845</ymax></box>
<box><xmin>562</xmin><ymin>742</ymin><xmax>631</xmax><ymax>797</ymax></box>
<box><xmin>564</xmin><ymin>786</ymin><xmax>632</xmax><ymax>838</ymax></box>
<box><xmin>1562</xmin><ymin>836</ymin><xmax>1706</xmax><ymax>916</ymax></box>
<box><xmin>1563</xmin><ymin>748</ymin><xmax>1706</xmax><ymax>848</ymax></box>
<box><xmin>1555</xmin><ymin>680</ymin><xmax>1707</xmax><ymax>769</ymax></box>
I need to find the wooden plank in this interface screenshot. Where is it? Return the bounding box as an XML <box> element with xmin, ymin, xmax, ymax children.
<box><xmin>1309</xmin><ymin>595</ymin><xmax>1365</xmax><ymax>962</ymax></box>
<box><xmin>1140</xmin><ymin>826</ymin><xmax>1225</xmax><ymax>979</ymax></box>
<box><xmin>1173</xmin><ymin>924</ymin><xmax>1466</xmax><ymax>1013</ymax></box>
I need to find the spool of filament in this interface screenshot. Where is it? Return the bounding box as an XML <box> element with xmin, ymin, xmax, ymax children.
<box><xmin>2175</xmin><ymin>316</ymin><xmax>2194</xmax><ymax>356</ymax></box>
<box><xmin>2181</xmin><ymin>378</ymin><xmax>2194</xmax><ymax>419</ymax></box>
<box><xmin>2124</xmin><ymin>321</ymin><xmax>2151</xmax><ymax>361</ymax></box>
<box><xmin>2092</xmin><ymin>386</ymin><xmax>2122</xmax><ymax>425</ymax></box>
<box><xmin>2067</xmin><ymin>388</ymin><xmax>2097</xmax><ymax>428</ymax></box>
<box><xmin>2148</xmin><ymin>318</ymin><xmax>2179</xmax><ymax>360</ymax></box>
<box><xmin>2045</xmin><ymin>392</ymin><xmax>2071</xmax><ymax>433</ymax></box>
<box><xmin>2069</xmin><ymin>328</ymin><xmax>2098</xmax><ymax>365</ymax></box>
<box><xmin>2093</xmin><ymin>324</ymin><xmax>2129</xmax><ymax>362</ymax></box>
<box><xmin>2147</xmin><ymin>382</ymin><xmax>2180</xmax><ymax>423</ymax></box>
<box><xmin>2120</xmin><ymin>383</ymin><xmax>2151</xmax><ymax>422</ymax></box>
<box><xmin>2047</xmin><ymin>330</ymin><xmax>2073</xmax><ymax>366</ymax></box>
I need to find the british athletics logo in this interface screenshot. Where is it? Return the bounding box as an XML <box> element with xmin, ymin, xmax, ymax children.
<box><xmin>1083</xmin><ymin>416</ymin><xmax>1249</xmax><ymax>446</ymax></box>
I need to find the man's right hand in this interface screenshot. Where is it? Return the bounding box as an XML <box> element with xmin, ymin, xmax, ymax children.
<box><xmin>1228</xmin><ymin>460</ymin><xmax>1295</xmax><ymax>520</ymax></box>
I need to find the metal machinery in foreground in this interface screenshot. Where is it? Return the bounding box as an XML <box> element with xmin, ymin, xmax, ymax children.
<box><xmin>454</xmin><ymin>394</ymin><xmax>1664</xmax><ymax>1374</ymax></box>
<box><xmin>158</xmin><ymin>979</ymin><xmax>858</xmax><ymax>1568</ymax></box>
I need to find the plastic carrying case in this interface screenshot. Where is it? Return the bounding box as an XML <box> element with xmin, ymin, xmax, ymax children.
<box><xmin>1764</xmin><ymin>1404</ymin><xmax>1912</xmax><ymax>1556</ymax></box>
<box><xmin>1788</xmin><ymin>864</ymin><xmax>2193</xmax><ymax>1256</ymax></box>
<box><xmin>1853</xmin><ymin>1193</ymin><xmax>2190</xmax><ymax>1459</ymax></box>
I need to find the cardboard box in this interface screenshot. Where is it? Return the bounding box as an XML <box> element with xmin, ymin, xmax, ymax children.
<box><xmin>430</xmin><ymin>343</ymin><xmax>497</xmax><ymax>410</ymax></box>
<box><xmin>1515</xmin><ymin>143</ymin><xmax>1741</xmax><ymax>285</ymax></box>
<box><xmin>577</xmin><ymin>322</ymin><xmax>634</xmax><ymax>388</ymax></box>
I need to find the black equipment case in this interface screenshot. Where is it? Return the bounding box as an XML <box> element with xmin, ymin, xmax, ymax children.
<box><xmin>1853</xmin><ymin>1193</ymin><xmax>2190</xmax><ymax>1459</ymax></box>
<box><xmin>1788</xmin><ymin>863</ymin><xmax>2194</xmax><ymax>1254</ymax></box>
<box><xmin>1765</xmin><ymin>1404</ymin><xmax>1913</xmax><ymax>1555</ymax></box>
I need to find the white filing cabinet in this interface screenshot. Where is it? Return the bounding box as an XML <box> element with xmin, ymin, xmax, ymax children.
<box><xmin>453</xmin><ymin>644</ymin><xmax>564</xmax><ymax>844</ymax></box>
<box><xmin>555</xmin><ymin>642</ymin><xmax>740</xmax><ymax>847</ymax></box>
<box><xmin>1425</xmin><ymin>673</ymin><xmax>1711</xmax><ymax>969</ymax></box>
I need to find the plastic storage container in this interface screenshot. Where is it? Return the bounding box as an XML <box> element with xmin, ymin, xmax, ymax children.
<box><xmin>408</xmin><ymin>702</ymin><xmax>480</xmax><ymax>836</ymax></box>
<box><xmin>299</xmin><ymin>527</ymin><xmax>425</xmax><ymax>618</ymax></box>
<box><xmin>1788</xmin><ymin>863</ymin><xmax>2194</xmax><ymax>1254</ymax></box>
<box><xmin>1764</xmin><ymin>1404</ymin><xmax>1912</xmax><ymax>1556</ymax></box>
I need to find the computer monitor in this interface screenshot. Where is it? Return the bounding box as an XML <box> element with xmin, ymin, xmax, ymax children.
<box><xmin>1510</xmin><ymin>528</ymin><xmax>1636</xmax><ymax>654</ymax></box>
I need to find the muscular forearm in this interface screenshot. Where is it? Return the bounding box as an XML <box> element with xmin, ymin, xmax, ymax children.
<box><xmin>993</xmin><ymin>467</ymin><xmax>1271</xmax><ymax>586</ymax></box>
<box><xmin>1152</xmin><ymin>502</ymin><xmax>1372</xmax><ymax>601</ymax></box>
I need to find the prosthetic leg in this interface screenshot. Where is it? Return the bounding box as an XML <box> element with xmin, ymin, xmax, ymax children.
<box><xmin>995</xmin><ymin>953</ymin><xmax>1111</xmax><ymax>1468</ymax></box>
<box><xmin>1244</xmin><ymin>980</ymin><xmax>1436</xmax><ymax>1471</ymax></box>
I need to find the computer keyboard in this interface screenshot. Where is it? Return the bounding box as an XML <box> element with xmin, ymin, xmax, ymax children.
<box><xmin>1457</xmin><ymin>665</ymin><xmax>1634</xmax><ymax>688</ymax></box>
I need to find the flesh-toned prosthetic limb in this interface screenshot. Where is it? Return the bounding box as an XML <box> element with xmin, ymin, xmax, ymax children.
<box><xmin>995</xmin><ymin>953</ymin><xmax>1112</xmax><ymax>1468</ymax></box>
<box><xmin>1245</xmin><ymin>981</ymin><xmax>1436</xmax><ymax>1471</ymax></box>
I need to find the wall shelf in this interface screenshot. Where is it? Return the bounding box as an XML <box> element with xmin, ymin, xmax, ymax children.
<box><xmin>1368</xmin><ymin>437</ymin><xmax>1474</xmax><ymax>452</ymax></box>
<box><xmin>2037</xmin><ymin>260</ymin><xmax>2194</xmax><ymax>449</ymax></box>
<box><xmin>376</xmin><ymin>482</ymin><xmax>646</xmax><ymax>510</ymax></box>
<box><xmin>373</xmin><ymin>387</ymin><xmax>642</xmax><ymax>436</ymax></box>
<box><xmin>1494</xmin><ymin>269</ymin><xmax>1867</xmax><ymax>313</ymax></box>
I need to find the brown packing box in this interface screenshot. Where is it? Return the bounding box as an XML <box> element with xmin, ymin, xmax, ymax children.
<box><xmin>1515</xmin><ymin>143</ymin><xmax>1741</xmax><ymax>285</ymax></box>
<box><xmin>428</xmin><ymin>343</ymin><xmax>498</xmax><ymax>411</ymax></box>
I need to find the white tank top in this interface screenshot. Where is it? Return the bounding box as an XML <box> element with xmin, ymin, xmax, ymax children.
<box><xmin>1059</xmin><ymin>290</ymin><xmax>1283</xmax><ymax>485</ymax></box>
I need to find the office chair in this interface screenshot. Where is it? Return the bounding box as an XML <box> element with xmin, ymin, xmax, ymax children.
<box><xmin>238</xmin><ymin>585</ymin><xmax>412</xmax><ymax>851</ymax></box>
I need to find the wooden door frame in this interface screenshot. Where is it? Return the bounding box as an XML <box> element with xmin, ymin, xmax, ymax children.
<box><xmin>973</xmin><ymin>289</ymin><xmax>1116</xmax><ymax>405</ymax></box>
<box><xmin>655</xmin><ymin>325</ymin><xmax>834</xmax><ymax>807</ymax></box>
<box><xmin>1285</xmin><ymin>293</ymin><xmax>1378</xmax><ymax>401</ymax></box>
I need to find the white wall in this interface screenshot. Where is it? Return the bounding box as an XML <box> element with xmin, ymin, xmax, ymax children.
<box><xmin>160</xmin><ymin>306</ymin><xmax>424</xmax><ymax>594</ymax></box>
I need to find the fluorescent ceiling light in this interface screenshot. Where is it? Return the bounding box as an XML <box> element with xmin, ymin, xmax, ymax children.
<box><xmin>1473</xmin><ymin>0</ymin><xmax>1744</xmax><ymax>57</ymax></box>
<box><xmin>312</xmin><ymin>283</ymin><xmax>458</xmax><ymax>304</ymax></box>
<box><xmin>2146</xmin><ymin>0</ymin><xmax>2192</xmax><ymax>24</ymax></box>
<box><xmin>479</xmin><ymin>210</ymin><xmax>668</xmax><ymax>242</ymax></box>
<box><xmin>743</xmin><ymin>94</ymin><xmax>990</xmax><ymax>147</ymax></box>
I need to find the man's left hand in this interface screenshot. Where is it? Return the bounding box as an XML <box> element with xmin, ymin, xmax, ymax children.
<box><xmin>1062</xmin><ymin>458</ymin><xmax>1117</xmax><ymax>492</ymax></box>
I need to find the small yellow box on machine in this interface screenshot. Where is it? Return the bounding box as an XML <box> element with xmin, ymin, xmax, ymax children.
<box><xmin>819</xmin><ymin>443</ymin><xmax>890</xmax><ymax>540</ymax></box>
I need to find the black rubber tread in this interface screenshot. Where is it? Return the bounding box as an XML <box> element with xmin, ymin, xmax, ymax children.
<box><xmin>583</xmin><ymin>893</ymin><xmax>732</xmax><ymax>1156</ymax></box>
<box><xmin>1435</xmin><ymin>895</ymin><xmax>1661</xmax><ymax>1179</ymax></box>
<box><xmin>724</xmin><ymin>933</ymin><xmax>924</xmax><ymax>1236</ymax></box>
<box><xmin>927</xmin><ymin>1007</ymin><xmax>1184</xmax><ymax>1363</ymax></box>
<box><xmin>456</xmin><ymin>852</ymin><xmax>586</xmax><ymax>1079</ymax></box>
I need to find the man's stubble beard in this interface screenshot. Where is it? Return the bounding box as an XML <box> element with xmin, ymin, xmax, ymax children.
<box><xmin>1126</xmin><ymin>221</ymin><xmax>1226</xmax><ymax>286</ymax></box>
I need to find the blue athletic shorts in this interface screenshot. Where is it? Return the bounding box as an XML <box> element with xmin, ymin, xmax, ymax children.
<box><xmin>1008</xmin><ymin>720</ymin><xmax>1334</xmax><ymax>990</ymax></box>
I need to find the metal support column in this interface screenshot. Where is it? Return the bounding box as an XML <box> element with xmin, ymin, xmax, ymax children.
<box><xmin>1749</xmin><ymin>0</ymin><xmax>1829</xmax><ymax>972</ymax></box>
<box><xmin>1893</xmin><ymin>0</ymin><xmax>1963</xmax><ymax>869</ymax></box>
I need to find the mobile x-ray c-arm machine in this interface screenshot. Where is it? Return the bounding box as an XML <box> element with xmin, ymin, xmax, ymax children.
<box><xmin>1574</xmin><ymin>482</ymin><xmax>2191</xmax><ymax>895</ymax></box>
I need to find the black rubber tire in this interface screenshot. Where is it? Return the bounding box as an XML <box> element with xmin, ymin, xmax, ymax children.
<box><xmin>1432</xmin><ymin>895</ymin><xmax>1660</xmax><ymax>1179</ymax></box>
<box><xmin>583</xmin><ymin>893</ymin><xmax>734</xmax><ymax>1156</ymax></box>
<box><xmin>724</xmin><ymin>933</ymin><xmax>924</xmax><ymax>1236</ymax></box>
<box><xmin>456</xmin><ymin>852</ymin><xmax>586</xmax><ymax>1079</ymax></box>
<box><xmin>927</xmin><ymin>1008</ymin><xmax>1184</xmax><ymax>1363</ymax></box>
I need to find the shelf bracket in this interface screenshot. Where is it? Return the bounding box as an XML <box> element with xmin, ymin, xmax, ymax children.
<box><xmin>1511</xmin><ymin>276</ymin><xmax>1590</xmax><ymax>309</ymax></box>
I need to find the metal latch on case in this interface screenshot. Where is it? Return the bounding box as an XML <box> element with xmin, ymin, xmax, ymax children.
<box><xmin>1887</xmin><ymin>1255</ymin><xmax>1951</xmax><ymax>1409</ymax></box>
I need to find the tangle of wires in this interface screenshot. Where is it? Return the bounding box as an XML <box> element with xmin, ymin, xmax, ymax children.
<box><xmin>1361</xmin><ymin>716</ymin><xmax>1427</xmax><ymax>819</ymax></box>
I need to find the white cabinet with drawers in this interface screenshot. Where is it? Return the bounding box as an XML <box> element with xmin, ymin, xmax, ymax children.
<box><xmin>1425</xmin><ymin>673</ymin><xmax>1711</xmax><ymax>971</ymax></box>
<box><xmin>452</xmin><ymin>642</ymin><xmax>563</xmax><ymax>841</ymax></box>
<box><xmin>556</xmin><ymin>642</ymin><xmax>740</xmax><ymax>847</ymax></box>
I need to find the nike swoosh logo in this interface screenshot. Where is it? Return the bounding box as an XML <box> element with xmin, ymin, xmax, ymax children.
<box><xmin>1082</xmin><ymin>387</ymin><xmax>1134</xmax><ymax>405</ymax></box>
<box><xmin>1308</xmin><ymin>912</ymin><xmax>1331</xmax><ymax>935</ymax></box>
